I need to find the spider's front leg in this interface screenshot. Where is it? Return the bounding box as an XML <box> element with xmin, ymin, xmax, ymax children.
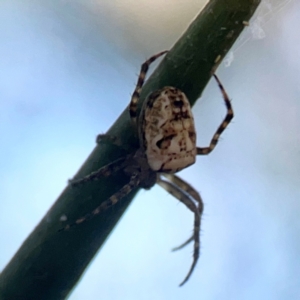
<box><xmin>197</xmin><ymin>74</ymin><xmax>234</xmax><ymax>155</ymax></box>
<box><xmin>69</xmin><ymin>132</ymin><xmax>136</xmax><ymax>187</ymax></box>
<box><xmin>129</xmin><ymin>50</ymin><xmax>168</xmax><ymax>124</ymax></box>
<box><xmin>96</xmin><ymin>134</ymin><xmax>126</xmax><ymax>148</ymax></box>
<box><xmin>69</xmin><ymin>157</ymin><xmax>127</xmax><ymax>187</ymax></box>
<box><xmin>63</xmin><ymin>134</ymin><xmax>142</xmax><ymax>230</ymax></box>
<box><xmin>61</xmin><ymin>171</ymin><xmax>141</xmax><ymax>231</ymax></box>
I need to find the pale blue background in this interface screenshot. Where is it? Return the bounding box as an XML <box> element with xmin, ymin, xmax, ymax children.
<box><xmin>0</xmin><ymin>0</ymin><xmax>299</xmax><ymax>299</ymax></box>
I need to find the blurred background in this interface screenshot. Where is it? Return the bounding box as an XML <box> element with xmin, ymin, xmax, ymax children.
<box><xmin>0</xmin><ymin>0</ymin><xmax>299</xmax><ymax>299</ymax></box>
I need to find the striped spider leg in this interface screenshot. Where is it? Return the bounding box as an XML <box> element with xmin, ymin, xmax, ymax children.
<box><xmin>157</xmin><ymin>173</ymin><xmax>203</xmax><ymax>286</ymax></box>
<box><xmin>64</xmin><ymin>50</ymin><xmax>234</xmax><ymax>286</ymax></box>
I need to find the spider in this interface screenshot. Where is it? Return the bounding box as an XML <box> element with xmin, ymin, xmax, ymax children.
<box><xmin>65</xmin><ymin>50</ymin><xmax>234</xmax><ymax>286</ymax></box>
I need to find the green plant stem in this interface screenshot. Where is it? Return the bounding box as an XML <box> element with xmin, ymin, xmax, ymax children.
<box><xmin>0</xmin><ymin>0</ymin><xmax>261</xmax><ymax>299</ymax></box>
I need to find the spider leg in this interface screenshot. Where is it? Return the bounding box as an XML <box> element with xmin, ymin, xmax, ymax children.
<box><xmin>162</xmin><ymin>173</ymin><xmax>203</xmax><ymax>206</ymax></box>
<box><xmin>95</xmin><ymin>134</ymin><xmax>135</xmax><ymax>154</ymax></box>
<box><xmin>96</xmin><ymin>134</ymin><xmax>123</xmax><ymax>147</ymax></box>
<box><xmin>172</xmin><ymin>236</ymin><xmax>194</xmax><ymax>251</ymax></box>
<box><xmin>162</xmin><ymin>173</ymin><xmax>204</xmax><ymax>251</ymax></box>
<box><xmin>129</xmin><ymin>50</ymin><xmax>168</xmax><ymax>124</ymax></box>
<box><xmin>197</xmin><ymin>74</ymin><xmax>234</xmax><ymax>155</ymax></box>
<box><xmin>96</xmin><ymin>134</ymin><xmax>131</xmax><ymax>148</ymax></box>
<box><xmin>157</xmin><ymin>176</ymin><xmax>200</xmax><ymax>287</ymax></box>
<box><xmin>69</xmin><ymin>157</ymin><xmax>127</xmax><ymax>186</ymax></box>
<box><xmin>61</xmin><ymin>173</ymin><xmax>140</xmax><ymax>231</ymax></box>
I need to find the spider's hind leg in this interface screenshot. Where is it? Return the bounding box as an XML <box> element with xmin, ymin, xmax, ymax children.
<box><xmin>157</xmin><ymin>174</ymin><xmax>203</xmax><ymax>286</ymax></box>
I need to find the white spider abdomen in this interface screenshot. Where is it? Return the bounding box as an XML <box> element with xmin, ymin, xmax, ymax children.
<box><xmin>140</xmin><ymin>87</ymin><xmax>197</xmax><ymax>173</ymax></box>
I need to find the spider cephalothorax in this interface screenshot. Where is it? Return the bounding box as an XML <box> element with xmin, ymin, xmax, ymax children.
<box><xmin>64</xmin><ymin>51</ymin><xmax>234</xmax><ymax>286</ymax></box>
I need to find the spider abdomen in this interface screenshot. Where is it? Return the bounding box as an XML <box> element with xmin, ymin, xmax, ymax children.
<box><xmin>140</xmin><ymin>87</ymin><xmax>197</xmax><ymax>173</ymax></box>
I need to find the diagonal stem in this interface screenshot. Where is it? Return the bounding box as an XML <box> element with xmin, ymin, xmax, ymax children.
<box><xmin>0</xmin><ymin>1</ymin><xmax>261</xmax><ymax>299</ymax></box>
